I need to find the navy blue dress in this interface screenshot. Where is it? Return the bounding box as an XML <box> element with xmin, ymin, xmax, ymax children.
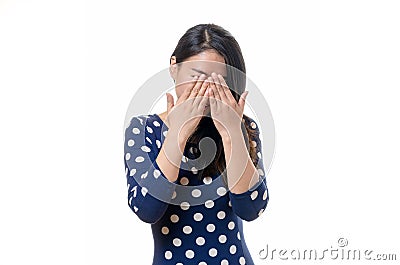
<box><xmin>124</xmin><ymin>113</ymin><xmax>269</xmax><ymax>265</ymax></box>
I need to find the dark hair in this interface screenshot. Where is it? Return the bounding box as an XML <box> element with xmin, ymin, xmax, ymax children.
<box><xmin>171</xmin><ymin>23</ymin><xmax>258</xmax><ymax>186</ymax></box>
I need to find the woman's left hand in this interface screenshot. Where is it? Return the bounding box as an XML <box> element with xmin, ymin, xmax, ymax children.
<box><xmin>207</xmin><ymin>72</ymin><xmax>249</xmax><ymax>140</ymax></box>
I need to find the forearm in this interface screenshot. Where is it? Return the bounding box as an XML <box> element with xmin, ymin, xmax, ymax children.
<box><xmin>222</xmin><ymin>129</ymin><xmax>259</xmax><ymax>194</ymax></box>
<box><xmin>156</xmin><ymin>129</ymin><xmax>187</xmax><ymax>183</ymax></box>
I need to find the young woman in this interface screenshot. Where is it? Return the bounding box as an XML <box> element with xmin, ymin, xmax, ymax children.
<box><xmin>124</xmin><ymin>23</ymin><xmax>269</xmax><ymax>265</ymax></box>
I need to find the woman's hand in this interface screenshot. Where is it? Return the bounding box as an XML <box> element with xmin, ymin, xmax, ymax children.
<box><xmin>165</xmin><ymin>74</ymin><xmax>210</xmax><ymax>145</ymax></box>
<box><xmin>208</xmin><ymin>72</ymin><xmax>249</xmax><ymax>140</ymax></box>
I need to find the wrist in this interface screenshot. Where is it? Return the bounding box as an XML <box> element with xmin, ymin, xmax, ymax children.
<box><xmin>166</xmin><ymin>128</ymin><xmax>188</xmax><ymax>152</ymax></box>
<box><xmin>220</xmin><ymin>126</ymin><xmax>242</xmax><ymax>143</ymax></box>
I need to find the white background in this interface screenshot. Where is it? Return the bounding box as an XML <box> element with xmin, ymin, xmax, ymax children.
<box><xmin>0</xmin><ymin>0</ymin><xmax>399</xmax><ymax>264</ymax></box>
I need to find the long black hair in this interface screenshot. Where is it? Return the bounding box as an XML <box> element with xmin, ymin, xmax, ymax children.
<box><xmin>171</xmin><ymin>23</ymin><xmax>257</xmax><ymax>185</ymax></box>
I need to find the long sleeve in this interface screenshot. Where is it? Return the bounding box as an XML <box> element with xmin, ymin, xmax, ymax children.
<box><xmin>124</xmin><ymin>115</ymin><xmax>178</xmax><ymax>224</ymax></box>
<box><xmin>228</xmin><ymin>118</ymin><xmax>270</xmax><ymax>221</ymax></box>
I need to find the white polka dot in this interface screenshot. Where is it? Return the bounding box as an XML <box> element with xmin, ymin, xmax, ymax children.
<box><xmin>257</xmin><ymin>151</ymin><xmax>262</xmax><ymax>158</ymax></box>
<box><xmin>165</xmin><ymin>250</ymin><xmax>172</xmax><ymax>260</ymax></box>
<box><xmin>250</xmin><ymin>121</ymin><xmax>257</xmax><ymax>129</ymax></box>
<box><xmin>228</xmin><ymin>200</ymin><xmax>232</xmax><ymax>207</ymax></box>
<box><xmin>127</xmin><ymin>139</ymin><xmax>135</xmax><ymax>147</ymax></box>
<box><xmin>176</xmin><ymin>263</ymin><xmax>183</xmax><ymax>265</ymax></box>
<box><xmin>185</xmin><ymin>250</ymin><xmax>194</xmax><ymax>259</ymax></box>
<box><xmin>131</xmin><ymin>185</ymin><xmax>137</xmax><ymax>197</ymax></box>
<box><xmin>237</xmin><ymin>231</ymin><xmax>241</xmax><ymax>240</ymax></box>
<box><xmin>125</xmin><ymin>153</ymin><xmax>131</xmax><ymax>160</ymax></box>
<box><xmin>163</xmin><ymin>130</ymin><xmax>168</xmax><ymax>137</ymax></box>
<box><xmin>239</xmin><ymin>256</ymin><xmax>246</xmax><ymax>264</ymax></box>
<box><xmin>180</xmin><ymin>177</ymin><xmax>189</xmax><ymax>185</ymax></box>
<box><xmin>141</xmin><ymin>145</ymin><xmax>151</xmax><ymax>152</ymax></box>
<box><xmin>203</xmin><ymin>176</ymin><xmax>212</xmax><ymax>185</ymax></box>
<box><xmin>196</xmin><ymin>236</ymin><xmax>205</xmax><ymax>246</ymax></box>
<box><xmin>146</xmin><ymin>126</ymin><xmax>153</xmax><ymax>133</ymax></box>
<box><xmin>209</xmin><ymin>248</ymin><xmax>217</xmax><ymax>257</ymax></box>
<box><xmin>221</xmin><ymin>259</ymin><xmax>229</xmax><ymax>265</ymax></box>
<box><xmin>217</xmin><ymin>187</ymin><xmax>227</xmax><ymax>196</ymax></box>
<box><xmin>182</xmin><ymin>156</ymin><xmax>188</xmax><ymax>163</ymax></box>
<box><xmin>146</xmin><ymin>137</ymin><xmax>152</xmax><ymax>144</ymax></box>
<box><xmin>180</xmin><ymin>201</ymin><xmax>190</xmax><ymax>210</ymax></box>
<box><xmin>189</xmin><ymin>146</ymin><xmax>195</xmax><ymax>154</ymax></box>
<box><xmin>199</xmin><ymin>262</ymin><xmax>207</xmax><ymax>265</ymax></box>
<box><xmin>217</xmin><ymin>211</ymin><xmax>226</xmax><ymax>219</ymax></box>
<box><xmin>153</xmin><ymin>169</ymin><xmax>161</xmax><ymax>179</ymax></box>
<box><xmin>258</xmin><ymin>208</ymin><xmax>264</xmax><ymax>216</ymax></box>
<box><xmin>153</xmin><ymin>120</ymin><xmax>160</xmax><ymax>127</ymax></box>
<box><xmin>132</xmin><ymin>127</ymin><xmax>140</xmax><ymax>134</ymax></box>
<box><xmin>135</xmin><ymin>156</ymin><xmax>144</xmax><ymax>163</ymax></box>
<box><xmin>140</xmin><ymin>171</ymin><xmax>148</xmax><ymax>179</ymax></box>
<box><xmin>192</xmin><ymin>189</ymin><xmax>201</xmax><ymax>198</ymax></box>
<box><xmin>258</xmin><ymin>168</ymin><xmax>264</xmax><ymax>176</ymax></box>
<box><xmin>161</xmin><ymin>226</ymin><xmax>169</xmax><ymax>235</ymax></box>
<box><xmin>183</xmin><ymin>225</ymin><xmax>192</xmax><ymax>234</ymax></box>
<box><xmin>141</xmin><ymin>187</ymin><xmax>148</xmax><ymax>197</ymax></box>
<box><xmin>173</xmin><ymin>238</ymin><xmax>182</xmax><ymax>247</ymax></box>
<box><xmin>191</xmin><ymin>167</ymin><xmax>198</xmax><ymax>174</ymax></box>
<box><xmin>205</xmin><ymin>200</ymin><xmax>214</xmax><ymax>209</ymax></box>
<box><xmin>129</xmin><ymin>168</ymin><xmax>136</xmax><ymax>176</ymax></box>
<box><xmin>250</xmin><ymin>190</ymin><xmax>258</xmax><ymax>200</ymax></box>
<box><xmin>263</xmin><ymin>190</ymin><xmax>268</xmax><ymax>200</ymax></box>
<box><xmin>228</xmin><ymin>221</ymin><xmax>235</xmax><ymax>230</ymax></box>
<box><xmin>170</xmin><ymin>214</ymin><xmax>179</xmax><ymax>223</ymax></box>
<box><xmin>230</xmin><ymin>244</ymin><xmax>237</xmax><ymax>254</ymax></box>
<box><xmin>156</xmin><ymin>140</ymin><xmax>161</xmax><ymax>148</ymax></box>
<box><xmin>193</xmin><ymin>213</ymin><xmax>203</xmax><ymax>222</ymax></box>
<box><xmin>218</xmin><ymin>234</ymin><xmax>227</xmax><ymax>243</ymax></box>
<box><xmin>171</xmin><ymin>191</ymin><xmax>177</xmax><ymax>199</ymax></box>
<box><xmin>206</xmin><ymin>223</ymin><xmax>215</xmax><ymax>232</ymax></box>
<box><xmin>133</xmin><ymin>206</ymin><xmax>138</xmax><ymax>212</ymax></box>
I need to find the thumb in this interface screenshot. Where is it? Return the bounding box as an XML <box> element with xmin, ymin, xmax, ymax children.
<box><xmin>166</xmin><ymin>93</ymin><xmax>174</xmax><ymax>112</ymax></box>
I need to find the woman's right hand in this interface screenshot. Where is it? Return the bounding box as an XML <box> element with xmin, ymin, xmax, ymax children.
<box><xmin>165</xmin><ymin>74</ymin><xmax>210</xmax><ymax>144</ymax></box>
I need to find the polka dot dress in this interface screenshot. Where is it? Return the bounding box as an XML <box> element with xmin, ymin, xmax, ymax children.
<box><xmin>124</xmin><ymin>114</ymin><xmax>269</xmax><ymax>265</ymax></box>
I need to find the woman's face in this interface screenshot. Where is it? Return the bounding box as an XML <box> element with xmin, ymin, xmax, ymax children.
<box><xmin>170</xmin><ymin>50</ymin><xmax>228</xmax><ymax>113</ymax></box>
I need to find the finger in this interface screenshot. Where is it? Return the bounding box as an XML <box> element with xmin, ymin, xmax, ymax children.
<box><xmin>199</xmin><ymin>87</ymin><xmax>210</xmax><ymax>110</ymax></box>
<box><xmin>177</xmin><ymin>75</ymin><xmax>198</xmax><ymax>105</ymax></box>
<box><xmin>238</xmin><ymin>90</ymin><xmax>249</xmax><ymax>110</ymax></box>
<box><xmin>218</xmin><ymin>74</ymin><xmax>237</xmax><ymax>105</ymax></box>
<box><xmin>194</xmin><ymin>76</ymin><xmax>210</xmax><ymax>107</ymax></box>
<box><xmin>188</xmin><ymin>74</ymin><xmax>206</xmax><ymax>100</ymax></box>
<box><xmin>209</xmin><ymin>83</ymin><xmax>217</xmax><ymax>111</ymax></box>
<box><xmin>209</xmin><ymin>82</ymin><xmax>221</xmax><ymax>113</ymax></box>
<box><xmin>202</xmin><ymin>78</ymin><xmax>213</xmax><ymax>107</ymax></box>
<box><xmin>211</xmin><ymin>73</ymin><xmax>229</xmax><ymax>105</ymax></box>
<box><xmin>209</xmin><ymin>78</ymin><xmax>221</xmax><ymax>102</ymax></box>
